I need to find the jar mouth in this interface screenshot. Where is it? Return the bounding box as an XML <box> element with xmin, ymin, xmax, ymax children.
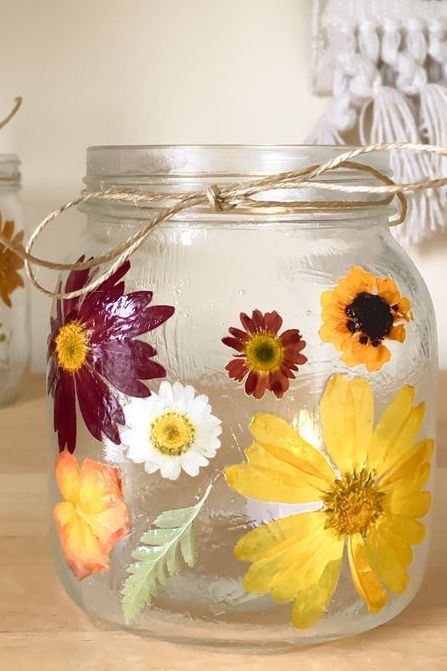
<box><xmin>82</xmin><ymin>145</ymin><xmax>394</xmax><ymax>224</ymax></box>
<box><xmin>85</xmin><ymin>144</ymin><xmax>389</xmax><ymax>180</ymax></box>
<box><xmin>0</xmin><ymin>153</ymin><xmax>21</xmax><ymax>186</ymax></box>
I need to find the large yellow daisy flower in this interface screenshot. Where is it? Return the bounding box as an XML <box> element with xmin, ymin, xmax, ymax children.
<box><xmin>225</xmin><ymin>375</ymin><xmax>432</xmax><ymax>629</ymax></box>
<box><xmin>320</xmin><ymin>266</ymin><xmax>413</xmax><ymax>372</ymax></box>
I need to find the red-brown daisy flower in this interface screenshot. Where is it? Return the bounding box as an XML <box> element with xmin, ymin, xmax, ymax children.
<box><xmin>47</xmin><ymin>259</ymin><xmax>175</xmax><ymax>453</ymax></box>
<box><xmin>222</xmin><ymin>310</ymin><xmax>307</xmax><ymax>399</ymax></box>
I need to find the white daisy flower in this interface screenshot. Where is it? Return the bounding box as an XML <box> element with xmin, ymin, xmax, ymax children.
<box><xmin>105</xmin><ymin>381</ymin><xmax>222</xmax><ymax>481</ymax></box>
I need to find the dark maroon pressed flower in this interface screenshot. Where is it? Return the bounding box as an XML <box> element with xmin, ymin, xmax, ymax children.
<box><xmin>222</xmin><ymin>309</ymin><xmax>307</xmax><ymax>399</ymax></box>
<box><xmin>47</xmin><ymin>259</ymin><xmax>175</xmax><ymax>452</ymax></box>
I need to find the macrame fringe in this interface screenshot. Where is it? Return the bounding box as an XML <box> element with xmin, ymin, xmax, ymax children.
<box><xmin>305</xmin><ymin>111</ymin><xmax>347</xmax><ymax>145</ymax></box>
<box><xmin>309</xmin><ymin>0</ymin><xmax>447</xmax><ymax>244</ymax></box>
<box><xmin>360</xmin><ymin>87</ymin><xmax>444</xmax><ymax>244</ymax></box>
<box><xmin>419</xmin><ymin>83</ymin><xmax>447</xmax><ymax>211</ymax></box>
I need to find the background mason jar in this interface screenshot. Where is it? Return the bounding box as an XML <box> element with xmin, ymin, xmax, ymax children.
<box><xmin>48</xmin><ymin>146</ymin><xmax>438</xmax><ymax>649</ymax></box>
<box><xmin>0</xmin><ymin>154</ymin><xmax>29</xmax><ymax>405</ymax></box>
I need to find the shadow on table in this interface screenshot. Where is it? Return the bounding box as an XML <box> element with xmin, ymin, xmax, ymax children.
<box><xmin>15</xmin><ymin>374</ymin><xmax>45</xmax><ymax>405</ymax></box>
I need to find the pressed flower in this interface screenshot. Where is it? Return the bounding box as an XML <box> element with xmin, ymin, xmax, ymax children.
<box><xmin>225</xmin><ymin>375</ymin><xmax>432</xmax><ymax>629</ymax></box>
<box><xmin>105</xmin><ymin>381</ymin><xmax>222</xmax><ymax>480</ymax></box>
<box><xmin>222</xmin><ymin>309</ymin><xmax>307</xmax><ymax>399</ymax></box>
<box><xmin>0</xmin><ymin>214</ymin><xmax>24</xmax><ymax>308</ymax></box>
<box><xmin>320</xmin><ymin>266</ymin><xmax>413</xmax><ymax>372</ymax></box>
<box><xmin>47</xmin><ymin>259</ymin><xmax>175</xmax><ymax>453</ymax></box>
<box><xmin>53</xmin><ymin>451</ymin><xmax>130</xmax><ymax>580</ymax></box>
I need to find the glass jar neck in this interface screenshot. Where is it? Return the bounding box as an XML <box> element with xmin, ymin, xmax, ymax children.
<box><xmin>81</xmin><ymin>145</ymin><xmax>395</xmax><ymax>228</ymax></box>
<box><xmin>0</xmin><ymin>154</ymin><xmax>21</xmax><ymax>193</ymax></box>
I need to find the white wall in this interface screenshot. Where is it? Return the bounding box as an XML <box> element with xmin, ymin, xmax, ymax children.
<box><xmin>0</xmin><ymin>0</ymin><xmax>445</xmax><ymax>370</ymax></box>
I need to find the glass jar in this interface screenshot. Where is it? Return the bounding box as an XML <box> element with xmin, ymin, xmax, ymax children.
<box><xmin>48</xmin><ymin>146</ymin><xmax>437</xmax><ymax>650</ymax></box>
<box><xmin>0</xmin><ymin>154</ymin><xmax>29</xmax><ymax>405</ymax></box>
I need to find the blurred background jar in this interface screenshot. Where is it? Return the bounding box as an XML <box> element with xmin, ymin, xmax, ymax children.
<box><xmin>0</xmin><ymin>154</ymin><xmax>29</xmax><ymax>405</ymax></box>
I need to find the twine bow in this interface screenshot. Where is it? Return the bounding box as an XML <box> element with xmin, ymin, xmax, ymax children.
<box><xmin>2</xmin><ymin>139</ymin><xmax>447</xmax><ymax>300</ymax></box>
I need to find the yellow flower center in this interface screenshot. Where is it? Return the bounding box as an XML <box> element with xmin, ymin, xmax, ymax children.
<box><xmin>55</xmin><ymin>322</ymin><xmax>89</xmax><ymax>373</ymax></box>
<box><xmin>150</xmin><ymin>412</ymin><xmax>196</xmax><ymax>456</ymax></box>
<box><xmin>323</xmin><ymin>469</ymin><xmax>384</xmax><ymax>537</ymax></box>
<box><xmin>245</xmin><ymin>334</ymin><xmax>283</xmax><ymax>372</ymax></box>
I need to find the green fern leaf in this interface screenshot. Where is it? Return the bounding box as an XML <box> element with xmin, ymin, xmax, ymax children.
<box><xmin>121</xmin><ymin>482</ymin><xmax>212</xmax><ymax>623</ymax></box>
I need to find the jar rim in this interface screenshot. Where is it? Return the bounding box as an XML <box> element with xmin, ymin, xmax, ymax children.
<box><xmin>82</xmin><ymin>145</ymin><xmax>394</xmax><ymax>225</ymax></box>
<box><xmin>0</xmin><ymin>153</ymin><xmax>21</xmax><ymax>185</ymax></box>
<box><xmin>85</xmin><ymin>144</ymin><xmax>389</xmax><ymax>181</ymax></box>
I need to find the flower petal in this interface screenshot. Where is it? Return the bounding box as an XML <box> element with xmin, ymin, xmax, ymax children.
<box><xmin>240</xmin><ymin>513</ymin><xmax>328</xmax><ymax>597</ymax></box>
<box><xmin>245</xmin><ymin>370</ymin><xmax>267</xmax><ymax>399</ymax></box>
<box><xmin>376</xmin><ymin>277</ymin><xmax>401</xmax><ymax>305</ymax></box>
<box><xmin>263</xmin><ymin>311</ymin><xmax>283</xmax><ymax>334</ymax></box>
<box><xmin>249</xmin><ymin>413</ymin><xmax>334</xmax><ymax>485</ymax></box>
<box><xmin>226</xmin><ymin>358</ymin><xmax>249</xmax><ymax>381</ymax></box>
<box><xmin>89</xmin><ymin>292</ymin><xmax>174</xmax><ymax>341</ymax></box>
<box><xmin>53</xmin><ymin>506</ymin><xmax>108</xmax><ymax>580</ymax></box>
<box><xmin>86</xmin><ymin>503</ymin><xmax>130</xmax><ymax>552</ymax></box>
<box><xmin>78</xmin><ymin>261</ymin><xmax>129</xmax><ymax>321</ymax></box>
<box><xmin>388</xmin><ymin>325</ymin><xmax>406</xmax><ymax>342</ymax></box>
<box><xmin>291</xmin><ymin>557</ymin><xmax>343</xmax><ymax>629</ymax></box>
<box><xmin>269</xmin><ymin>522</ymin><xmax>343</xmax><ymax>604</ymax></box>
<box><xmin>234</xmin><ymin>511</ymin><xmax>323</xmax><ymax>562</ymax></box>
<box><xmin>79</xmin><ymin>458</ymin><xmax>124</xmax><ymax>512</ymax></box>
<box><xmin>364</xmin><ymin>344</ymin><xmax>391</xmax><ymax>372</ymax></box>
<box><xmin>348</xmin><ymin>533</ymin><xmax>387</xmax><ymax>612</ymax></box>
<box><xmin>320</xmin><ymin>375</ymin><xmax>373</xmax><ymax>473</ymax></box>
<box><xmin>222</xmin><ymin>336</ymin><xmax>246</xmax><ymax>353</ymax></box>
<box><xmin>225</xmin><ymin>443</ymin><xmax>325</xmax><ymax>503</ymax></box>
<box><xmin>384</xmin><ymin>490</ymin><xmax>432</xmax><ymax>519</ymax></box>
<box><xmin>368</xmin><ymin>386</ymin><xmax>425</xmax><ymax>475</ymax></box>
<box><xmin>54</xmin><ymin>370</ymin><xmax>77</xmax><ymax>453</ymax></box>
<box><xmin>371</xmin><ymin>516</ymin><xmax>425</xmax><ymax>570</ymax></box>
<box><xmin>366</xmin><ymin>523</ymin><xmax>409</xmax><ymax>595</ymax></box>
<box><xmin>92</xmin><ymin>338</ymin><xmax>165</xmax><ymax>397</ymax></box>
<box><xmin>53</xmin><ymin>500</ymin><xmax>76</xmax><ymax>527</ymax></box>
<box><xmin>75</xmin><ymin>366</ymin><xmax>124</xmax><ymax>444</ymax></box>
<box><xmin>379</xmin><ymin>442</ymin><xmax>433</xmax><ymax>519</ymax></box>
<box><xmin>55</xmin><ymin>451</ymin><xmax>80</xmax><ymax>503</ymax></box>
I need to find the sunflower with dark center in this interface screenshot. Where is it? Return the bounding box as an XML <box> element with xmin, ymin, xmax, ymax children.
<box><xmin>222</xmin><ymin>309</ymin><xmax>307</xmax><ymax>399</ymax></box>
<box><xmin>320</xmin><ymin>266</ymin><xmax>413</xmax><ymax>372</ymax></box>
<box><xmin>47</xmin><ymin>258</ymin><xmax>175</xmax><ymax>452</ymax></box>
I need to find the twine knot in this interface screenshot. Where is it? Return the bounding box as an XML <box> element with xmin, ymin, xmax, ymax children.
<box><xmin>206</xmin><ymin>185</ymin><xmax>225</xmax><ymax>212</ymax></box>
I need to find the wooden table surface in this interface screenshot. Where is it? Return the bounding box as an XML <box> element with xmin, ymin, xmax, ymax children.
<box><xmin>1</xmin><ymin>375</ymin><xmax>446</xmax><ymax>671</ymax></box>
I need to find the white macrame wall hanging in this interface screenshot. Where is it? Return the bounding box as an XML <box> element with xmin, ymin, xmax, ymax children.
<box><xmin>309</xmin><ymin>0</ymin><xmax>447</xmax><ymax>244</ymax></box>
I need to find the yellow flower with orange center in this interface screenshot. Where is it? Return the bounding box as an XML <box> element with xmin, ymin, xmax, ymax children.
<box><xmin>53</xmin><ymin>451</ymin><xmax>130</xmax><ymax>580</ymax></box>
<box><xmin>320</xmin><ymin>266</ymin><xmax>413</xmax><ymax>372</ymax></box>
<box><xmin>225</xmin><ymin>375</ymin><xmax>432</xmax><ymax>629</ymax></box>
<box><xmin>0</xmin><ymin>214</ymin><xmax>24</xmax><ymax>308</ymax></box>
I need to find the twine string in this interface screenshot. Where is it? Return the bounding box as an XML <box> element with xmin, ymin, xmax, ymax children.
<box><xmin>0</xmin><ymin>97</ymin><xmax>22</xmax><ymax>132</ymax></box>
<box><xmin>1</xmin><ymin>141</ymin><xmax>447</xmax><ymax>299</ymax></box>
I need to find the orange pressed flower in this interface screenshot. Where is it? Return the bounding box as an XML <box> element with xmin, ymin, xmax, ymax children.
<box><xmin>320</xmin><ymin>266</ymin><xmax>413</xmax><ymax>372</ymax></box>
<box><xmin>53</xmin><ymin>451</ymin><xmax>130</xmax><ymax>580</ymax></box>
<box><xmin>0</xmin><ymin>214</ymin><xmax>24</xmax><ymax>308</ymax></box>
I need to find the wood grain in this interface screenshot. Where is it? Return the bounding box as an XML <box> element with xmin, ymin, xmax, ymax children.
<box><xmin>1</xmin><ymin>375</ymin><xmax>446</xmax><ymax>670</ymax></box>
